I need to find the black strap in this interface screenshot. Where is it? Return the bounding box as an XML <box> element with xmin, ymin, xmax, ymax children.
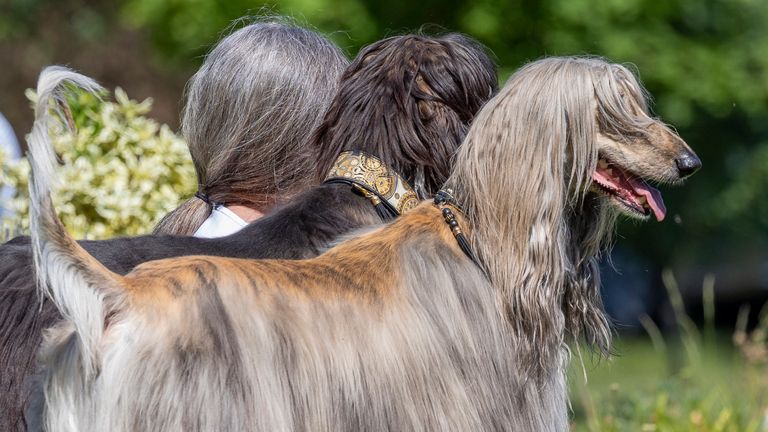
<box><xmin>434</xmin><ymin>190</ymin><xmax>477</xmax><ymax>264</ymax></box>
<box><xmin>324</xmin><ymin>178</ymin><xmax>399</xmax><ymax>221</ymax></box>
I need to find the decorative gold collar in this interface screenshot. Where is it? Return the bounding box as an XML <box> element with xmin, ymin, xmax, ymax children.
<box><xmin>324</xmin><ymin>150</ymin><xmax>419</xmax><ymax>216</ymax></box>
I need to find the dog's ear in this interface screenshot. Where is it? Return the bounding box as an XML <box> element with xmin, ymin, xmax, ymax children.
<box><xmin>403</xmin><ymin>54</ymin><xmax>473</xmax><ymax>197</ymax></box>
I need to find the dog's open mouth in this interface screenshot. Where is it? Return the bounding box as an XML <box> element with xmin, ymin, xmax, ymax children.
<box><xmin>592</xmin><ymin>158</ymin><xmax>666</xmax><ymax>221</ymax></box>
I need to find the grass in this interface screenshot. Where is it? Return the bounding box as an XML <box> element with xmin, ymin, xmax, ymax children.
<box><xmin>569</xmin><ymin>337</ymin><xmax>762</xmax><ymax>431</ymax></box>
<box><xmin>569</xmin><ymin>271</ymin><xmax>768</xmax><ymax>431</ymax></box>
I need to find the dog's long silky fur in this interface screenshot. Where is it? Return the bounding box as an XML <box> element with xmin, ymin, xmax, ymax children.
<box><xmin>30</xmin><ymin>57</ymin><xmax>697</xmax><ymax>431</ymax></box>
<box><xmin>5</xmin><ymin>34</ymin><xmax>497</xmax><ymax>430</ymax></box>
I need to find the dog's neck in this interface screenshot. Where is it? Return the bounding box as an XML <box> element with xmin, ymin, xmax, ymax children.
<box><xmin>440</xmin><ymin>180</ymin><xmax>615</xmax><ymax>379</ymax></box>
<box><xmin>560</xmin><ymin>195</ymin><xmax>615</xmax><ymax>353</ymax></box>
<box><xmin>433</xmin><ymin>189</ymin><xmax>478</xmax><ymax>264</ymax></box>
<box><xmin>227</xmin><ymin>205</ymin><xmax>264</xmax><ymax>223</ymax></box>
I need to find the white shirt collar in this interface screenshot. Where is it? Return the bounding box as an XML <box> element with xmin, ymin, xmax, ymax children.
<box><xmin>193</xmin><ymin>205</ymin><xmax>248</xmax><ymax>238</ymax></box>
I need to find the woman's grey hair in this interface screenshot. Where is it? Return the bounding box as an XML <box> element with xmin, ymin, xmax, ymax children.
<box><xmin>154</xmin><ymin>18</ymin><xmax>349</xmax><ymax>235</ymax></box>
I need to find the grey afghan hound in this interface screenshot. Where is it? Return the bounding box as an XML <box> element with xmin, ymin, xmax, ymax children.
<box><xmin>28</xmin><ymin>56</ymin><xmax>699</xmax><ymax>431</ymax></box>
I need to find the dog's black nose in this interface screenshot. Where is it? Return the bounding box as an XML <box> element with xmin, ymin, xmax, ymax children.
<box><xmin>676</xmin><ymin>152</ymin><xmax>701</xmax><ymax>178</ymax></box>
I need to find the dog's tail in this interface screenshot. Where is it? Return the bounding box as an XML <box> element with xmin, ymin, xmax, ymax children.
<box><xmin>28</xmin><ymin>66</ymin><xmax>125</xmax><ymax>374</ymax></box>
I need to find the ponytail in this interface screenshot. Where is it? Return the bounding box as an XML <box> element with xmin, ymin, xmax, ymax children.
<box><xmin>153</xmin><ymin>196</ymin><xmax>211</xmax><ymax>235</ymax></box>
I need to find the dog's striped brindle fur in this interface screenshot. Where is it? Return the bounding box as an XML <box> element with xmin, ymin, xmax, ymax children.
<box><xmin>29</xmin><ymin>57</ymin><xmax>698</xmax><ymax>431</ymax></box>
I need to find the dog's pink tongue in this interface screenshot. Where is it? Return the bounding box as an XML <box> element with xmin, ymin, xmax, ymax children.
<box><xmin>630</xmin><ymin>179</ymin><xmax>666</xmax><ymax>222</ymax></box>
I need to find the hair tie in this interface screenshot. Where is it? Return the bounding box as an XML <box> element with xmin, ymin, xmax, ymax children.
<box><xmin>194</xmin><ymin>191</ymin><xmax>213</xmax><ymax>205</ymax></box>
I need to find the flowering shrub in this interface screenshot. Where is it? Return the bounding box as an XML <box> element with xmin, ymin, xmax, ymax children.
<box><xmin>0</xmin><ymin>87</ymin><xmax>195</xmax><ymax>239</ymax></box>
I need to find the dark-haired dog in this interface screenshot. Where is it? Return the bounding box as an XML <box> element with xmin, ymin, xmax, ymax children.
<box><xmin>0</xmin><ymin>34</ymin><xmax>497</xmax><ymax>429</ymax></box>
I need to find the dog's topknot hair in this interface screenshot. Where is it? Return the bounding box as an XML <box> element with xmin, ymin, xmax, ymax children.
<box><xmin>314</xmin><ymin>33</ymin><xmax>497</xmax><ymax>199</ymax></box>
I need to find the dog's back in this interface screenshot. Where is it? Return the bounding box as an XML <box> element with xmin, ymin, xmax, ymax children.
<box><xmin>39</xmin><ymin>204</ymin><xmax>565</xmax><ymax>431</ymax></box>
<box><xmin>0</xmin><ymin>179</ymin><xmax>381</xmax><ymax>430</ymax></box>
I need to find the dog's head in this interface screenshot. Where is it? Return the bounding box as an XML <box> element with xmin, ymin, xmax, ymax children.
<box><xmin>591</xmin><ymin>64</ymin><xmax>700</xmax><ymax>221</ymax></box>
<box><xmin>447</xmin><ymin>56</ymin><xmax>701</xmax><ymax>234</ymax></box>
<box><xmin>444</xmin><ymin>56</ymin><xmax>701</xmax><ymax>366</ymax></box>
<box><xmin>314</xmin><ymin>33</ymin><xmax>497</xmax><ymax>198</ymax></box>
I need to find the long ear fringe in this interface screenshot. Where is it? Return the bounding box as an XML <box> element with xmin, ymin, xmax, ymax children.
<box><xmin>445</xmin><ymin>57</ymin><xmax>616</xmax><ymax>381</ymax></box>
<box><xmin>27</xmin><ymin>66</ymin><xmax>123</xmax><ymax>375</ymax></box>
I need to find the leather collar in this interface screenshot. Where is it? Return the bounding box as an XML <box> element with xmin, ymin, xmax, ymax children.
<box><xmin>324</xmin><ymin>150</ymin><xmax>419</xmax><ymax>216</ymax></box>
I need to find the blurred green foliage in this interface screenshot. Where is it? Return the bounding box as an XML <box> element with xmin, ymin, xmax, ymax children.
<box><xmin>1</xmin><ymin>0</ymin><xmax>766</xmax><ymax>260</ymax></box>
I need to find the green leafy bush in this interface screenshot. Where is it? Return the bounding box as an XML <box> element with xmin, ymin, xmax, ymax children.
<box><xmin>0</xmin><ymin>87</ymin><xmax>195</xmax><ymax>239</ymax></box>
